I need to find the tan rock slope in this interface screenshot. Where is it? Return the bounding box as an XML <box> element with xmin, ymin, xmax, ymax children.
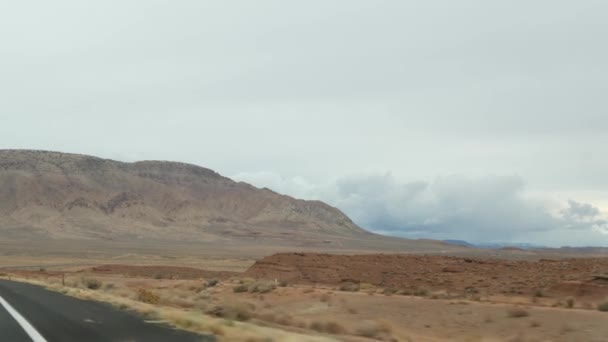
<box><xmin>0</xmin><ymin>150</ymin><xmax>363</xmax><ymax>238</ymax></box>
<box><xmin>0</xmin><ymin>150</ymin><xmax>464</xmax><ymax>253</ymax></box>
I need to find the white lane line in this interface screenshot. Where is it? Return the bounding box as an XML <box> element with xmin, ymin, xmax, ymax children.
<box><xmin>0</xmin><ymin>294</ymin><xmax>48</xmax><ymax>342</ymax></box>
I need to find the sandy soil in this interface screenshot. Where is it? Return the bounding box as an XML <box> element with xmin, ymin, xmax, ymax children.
<box><xmin>2</xmin><ymin>253</ymin><xmax>608</xmax><ymax>341</ymax></box>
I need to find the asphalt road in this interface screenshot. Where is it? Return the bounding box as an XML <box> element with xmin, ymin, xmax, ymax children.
<box><xmin>0</xmin><ymin>279</ymin><xmax>215</xmax><ymax>342</ymax></box>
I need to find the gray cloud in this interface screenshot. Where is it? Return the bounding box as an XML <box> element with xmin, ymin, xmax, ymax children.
<box><xmin>1</xmin><ymin>1</ymin><xmax>607</xmax><ymax>245</ymax></box>
<box><xmin>234</xmin><ymin>172</ymin><xmax>608</xmax><ymax>246</ymax></box>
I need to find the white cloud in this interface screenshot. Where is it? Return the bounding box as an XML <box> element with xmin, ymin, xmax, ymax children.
<box><xmin>233</xmin><ymin>172</ymin><xmax>608</xmax><ymax>247</ymax></box>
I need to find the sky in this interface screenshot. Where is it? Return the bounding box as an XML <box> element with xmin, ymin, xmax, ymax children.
<box><xmin>1</xmin><ymin>1</ymin><xmax>607</xmax><ymax>246</ymax></box>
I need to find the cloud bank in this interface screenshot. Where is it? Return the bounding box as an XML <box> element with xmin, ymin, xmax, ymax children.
<box><xmin>233</xmin><ymin>172</ymin><xmax>608</xmax><ymax>247</ymax></box>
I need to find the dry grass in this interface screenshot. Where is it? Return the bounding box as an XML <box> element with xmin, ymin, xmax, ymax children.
<box><xmin>356</xmin><ymin>320</ymin><xmax>393</xmax><ymax>339</ymax></box>
<box><xmin>338</xmin><ymin>282</ymin><xmax>360</xmax><ymax>292</ymax></box>
<box><xmin>7</xmin><ymin>275</ymin><xmax>333</xmax><ymax>342</ymax></box>
<box><xmin>81</xmin><ymin>277</ymin><xmax>102</xmax><ymax>290</ymax></box>
<box><xmin>137</xmin><ymin>289</ymin><xmax>160</xmax><ymax>304</ymax></box>
<box><xmin>309</xmin><ymin>321</ymin><xmax>346</xmax><ymax>335</ymax></box>
<box><xmin>233</xmin><ymin>284</ymin><xmax>249</xmax><ymax>293</ymax></box>
<box><xmin>207</xmin><ymin>302</ymin><xmax>253</xmax><ymax>322</ymax></box>
<box><xmin>233</xmin><ymin>280</ymin><xmax>276</xmax><ymax>294</ymax></box>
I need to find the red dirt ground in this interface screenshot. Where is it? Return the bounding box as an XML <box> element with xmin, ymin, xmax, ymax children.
<box><xmin>245</xmin><ymin>253</ymin><xmax>608</xmax><ymax>300</ymax></box>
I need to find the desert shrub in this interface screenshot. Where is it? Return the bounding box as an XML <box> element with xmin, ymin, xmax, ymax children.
<box><xmin>207</xmin><ymin>324</ymin><xmax>225</xmax><ymax>336</ymax></box>
<box><xmin>309</xmin><ymin>321</ymin><xmax>346</xmax><ymax>334</ymax></box>
<box><xmin>320</xmin><ymin>293</ymin><xmax>331</xmax><ymax>302</ymax></box>
<box><xmin>566</xmin><ymin>297</ymin><xmax>575</xmax><ymax>309</ymax></box>
<box><xmin>207</xmin><ymin>303</ymin><xmax>252</xmax><ymax>321</ymax></box>
<box><xmin>303</xmin><ymin>288</ymin><xmax>315</xmax><ymax>294</ymax></box>
<box><xmin>175</xmin><ymin>318</ymin><xmax>197</xmax><ymax>329</ymax></box>
<box><xmin>233</xmin><ymin>284</ymin><xmax>249</xmax><ymax>293</ymax></box>
<box><xmin>597</xmin><ymin>302</ymin><xmax>608</xmax><ymax>312</ymax></box>
<box><xmin>383</xmin><ymin>288</ymin><xmax>396</xmax><ymax>296</ymax></box>
<box><xmin>413</xmin><ymin>288</ymin><xmax>429</xmax><ymax>297</ymax></box>
<box><xmin>356</xmin><ymin>321</ymin><xmax>393</xmax><ymax>338</ymax></box>
<box><xmin>137</xmin><ymin>289</ymin><xmax>160</xmax><ymax>304</ymax></box>
<box><xmin>507</xmin><ymin>307</ymin><xmax>530</xmax><ymax>318</ymax></box>
<box><xmin>339</xmin><ymin>282</ymin><xmax>360</xmax><ymax>292</ymax></box>
<box><xmin>206</xmin><ymin>279</ymin><xmax>219</xmax><ymax>287</ymax></box>
<box><xmin>533</xmin><ymin>289</ymin><xmax>545</xmax><ymax>298</ymax></box>
<box><xmin>154</xmin><ymin>273</ymin><xmax>164</xmax><ymax>280</ymax></box>
<box><xmin>278</xmin><ymin>280</ymin><xmax>289</xmax><ymax>287</ymax></box>
<box><xmin>250</xmin><ymin>281</ymin><xmax>276</xmax><ymax>294</ymax></box>
<box><xmin>325</xmin><ymin>321</ymin><xmax>346</xmax><ymax>334</ymax></box>
<box><xmin>359</xmin><ymin>283</ymin><xmax>375</xmax><ymax>290</ymax></box>
<box><xmin>239</xmin><ymin>278</ymin><xmax>256</xmax><ymax>285</ymax></box>
<box><xmin>81</xmin><ymin>277</ymin><xmax>102</xmax><ymax>290</ymax></box>
<box><xmin>275</xmin><ymin>315</ymin><xmax>294</xmax><ymax>326</ymax></box>
<box><xmin>103</xmin><ymin>283</ymin><xmax>115</xmax><ymax>291</ymax></box>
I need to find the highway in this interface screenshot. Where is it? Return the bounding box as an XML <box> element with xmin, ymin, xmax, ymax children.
<box><xmin>0</xmin><ymin>280</ymin><xmax>214</xmax><ymax>342</ymax></box>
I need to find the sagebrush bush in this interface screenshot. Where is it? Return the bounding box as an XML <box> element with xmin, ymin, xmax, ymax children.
<box><xmin>81</xmin><ymin>277</ymin><xmax>102</xmax><ymax>290</ymax></box>
<box><xmin>309</xmin><ymin>321</ymin><xmax>346</xmax><ymax>334</ymax></box>
<box><xmin>339</xmin><ymin>282</ymin><xmax>360</xmax><ymax>292</ymax></box>
<box><xmin>137</xmin><ymin>289</ymin><xmax>160</xmax><ymax>304</ymax></box>
<box><xmin>233</xmin><ymin>284</ymin><xmax>248</xmax><ymax>293</ymax></box>
<box><xmin>206</xmin><ymin>303</ymin><xmax>252</xmax><ymax>321</ymax></box>
<box><xmin>507</xmin><ymin>307</ymin><xmax>530</xmax><ymax>318</ymax></box>
<box><xmin>598</xmin><ymin>302</ymin><xmax>608</xmax><ymax>312</ymax></box>
<box><xmin>566</xmin><ymin>297</ymin><xmax>575</xmax><ymax>309</ymax></box>
<box><xmin>250</xmin><ymin>281</ymin><xmax>276</xmax><ymax>294</ymax></box>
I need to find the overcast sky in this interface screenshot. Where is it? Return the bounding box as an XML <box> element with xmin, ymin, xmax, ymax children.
<box><xmin>1</xmin><ymin>1</ymin><xmax>607</xmax><ymax>246</ymax></box>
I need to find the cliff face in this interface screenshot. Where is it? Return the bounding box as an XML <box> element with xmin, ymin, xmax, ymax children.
<box><xmin>0</xmin><ymin>150</ymin><xmax>364</xmax><ymax>241</ymax></box>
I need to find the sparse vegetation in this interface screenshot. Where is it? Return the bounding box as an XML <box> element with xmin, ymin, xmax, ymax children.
<box><xmin>249</xmin><ymin>281</ymin><xmax>276</xmax><ymax>294</ymax></box>
<box><xmin>207</xmin><ymin>303</ymin><xmax>252</xmax><ymax>321</ymax></box>
<box><xmin>413</xmin><ymin>288</ymin><xmax>429</xmax><ymax>297</ymax></box>
<box><xmin>339</xmin><ymin>282</ymin><xmax>360</xmax><ymax>292</ymax></box>
<box><xmin>319</xmin><ymin>293</ymin><xmax>331</xmax><ymax>303</ymax></box>
<box><xmin>309</xmin><ymin>321</ymin><xmax>346</xmax><ymax>334</ymax></box>
<box><xmin>233</xmin><ymin>284</ymin><xmax>249</xmax><ymax>293</ymax></box>
<box><xmin>81</xmin><ymin>277</ymin><xmax>102</xmax><ymax>290</ymax></box>
<box><xmin>356</xmin><ymin>321</ymin><xmax>393</xmax><ymax>339</ymax></box>
<box><xmin>507</xmin><ymin>307</ymin><xmax>530</xmax><ymax>318</ymax></box>
<box><xmin>566</xmin><ymin>297</ymin><xmax>575</xmax><ymax>309</ymax></box>
<box><xmin>598</xmin><ymin>302</ymin><xmax>608</xmax><ymax>312</ymax></box>
<box><xmin>136</xmin><ymin>288</ymin><xmax>160</xmax><ymax>304</ymax></box>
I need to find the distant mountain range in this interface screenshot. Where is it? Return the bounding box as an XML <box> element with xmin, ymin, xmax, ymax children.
<box><xmin>443</xmin><ymin>240</ymin><xmax>547</xmax><ymax>249</ymax></box>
